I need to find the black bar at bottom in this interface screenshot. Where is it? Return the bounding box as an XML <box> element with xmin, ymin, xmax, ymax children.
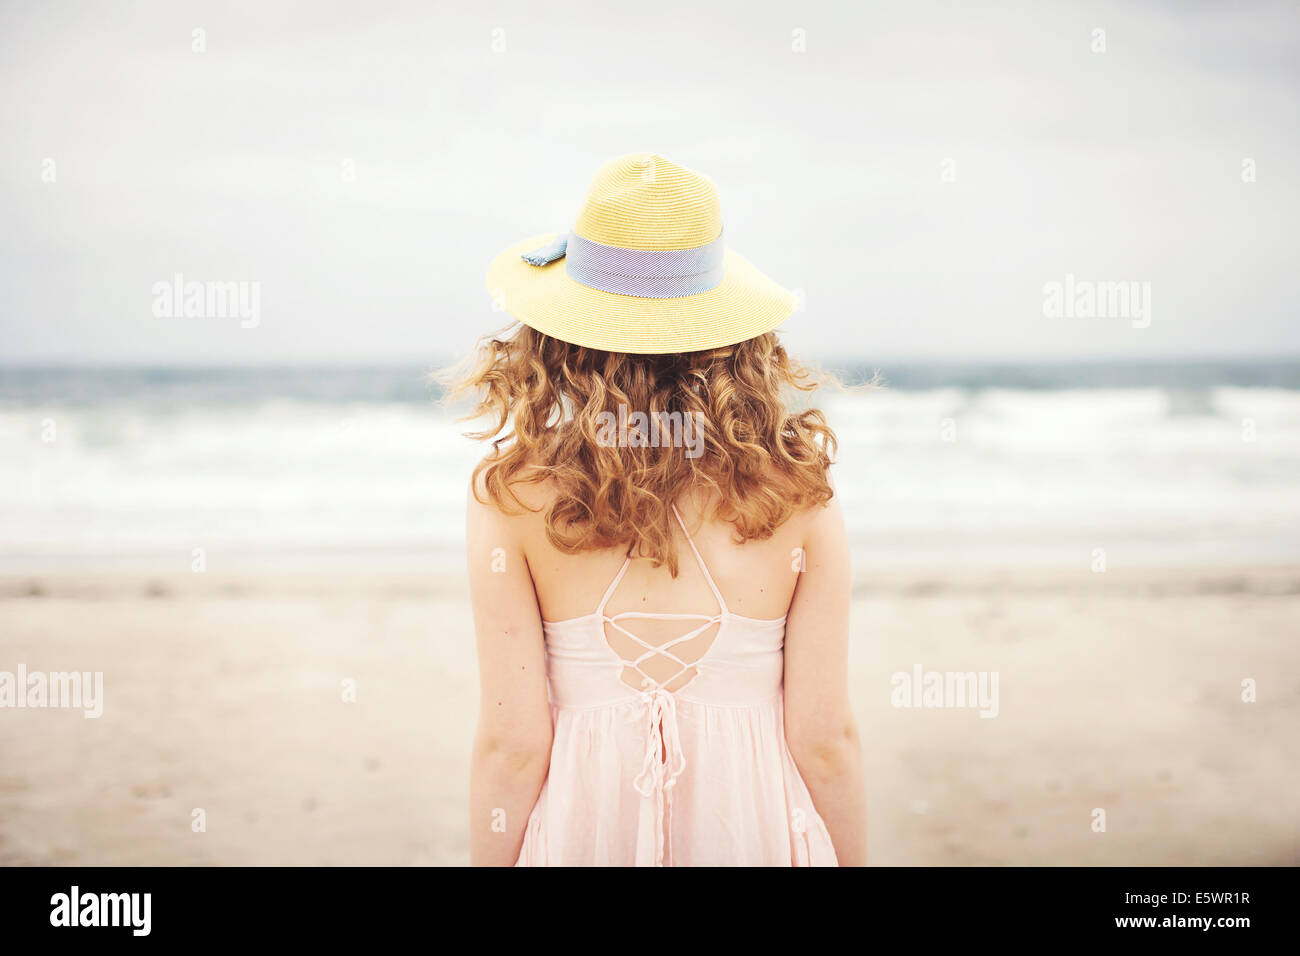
<box><xmin>0</xmin><ymin>865</ymin><xmax>1287</xmax><ymax>942</ymax></box>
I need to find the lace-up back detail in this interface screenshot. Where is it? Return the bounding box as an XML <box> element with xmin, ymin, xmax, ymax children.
<box><xmin>598</xmin><ymin>504</ymin><xmax>726</xmax><ymax>695</ymax></box>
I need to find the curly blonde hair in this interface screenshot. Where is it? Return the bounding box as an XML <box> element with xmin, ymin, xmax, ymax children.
<box><xmin>444</xmin><ymin>324</ymin><xmax>838</xmax><ymax>576</ymax></box>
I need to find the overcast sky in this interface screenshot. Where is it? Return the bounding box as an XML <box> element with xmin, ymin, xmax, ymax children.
<box><xmin>1</xmin><ymin>0</ymin><xmax>1297</xmax><ymax>365</ymax></box>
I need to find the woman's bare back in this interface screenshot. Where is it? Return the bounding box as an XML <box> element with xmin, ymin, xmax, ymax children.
<box><xmin>509</xmin><ymin>483</ymin><xmax>815</xmax><ymax>625</ymax></box>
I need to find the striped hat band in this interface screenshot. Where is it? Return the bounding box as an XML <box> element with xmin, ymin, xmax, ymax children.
<box><xmin>521</xmin><ymin>232</ymin><xmax>726</xmax><ymax>299</ymax></box>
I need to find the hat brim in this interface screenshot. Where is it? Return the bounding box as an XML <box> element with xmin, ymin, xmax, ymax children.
<box><xmin>485</xmin><ymin>233</ymin><xmax>796</xmax><ymax>354</ymax></box>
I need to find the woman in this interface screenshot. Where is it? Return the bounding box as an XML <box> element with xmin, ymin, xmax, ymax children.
<box><xmin>451</xmin><ymin>154</ymin><xmax>866</xmax><ymax>866</ymax></box>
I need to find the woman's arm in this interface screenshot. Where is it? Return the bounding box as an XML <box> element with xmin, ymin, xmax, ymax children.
<box><xmin>783</xmin><ymin>489</ymin><xmax>868</xmax><ymax>865</ymax></box>
<box><xmin>465</xmin><ymin>475</ymin><xmax>553</xmax><ymax>866</ymax></box>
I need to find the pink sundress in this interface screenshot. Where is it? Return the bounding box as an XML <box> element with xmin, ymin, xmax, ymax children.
<box><xmin>515</xmin><ymin>505</ymin><xmax>838</xmax><ymax>866</ymax></box>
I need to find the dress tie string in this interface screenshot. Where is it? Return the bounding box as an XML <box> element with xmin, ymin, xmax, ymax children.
<box><xmin>630</xmin><ymin>680</ymin><xmax>687</xmax><ymax>867</ymax></box>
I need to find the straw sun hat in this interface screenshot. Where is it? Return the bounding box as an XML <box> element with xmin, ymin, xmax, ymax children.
<box><xmin>485</xmin><ymin>153</ymin><xmax>797</xmax><ymax>354</ymax></box>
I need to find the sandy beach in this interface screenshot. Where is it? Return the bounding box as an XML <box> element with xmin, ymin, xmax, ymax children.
<box><xmin>2</xmin><ymin>564</ymin><xmax>1296</xmax><ymax>866</ymax></box>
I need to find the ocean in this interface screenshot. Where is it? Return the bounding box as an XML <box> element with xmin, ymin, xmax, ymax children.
<box><xmin>2</xmin><ymin>361</ymin><xmax>1298</xmax><ymax>572</ymax></box>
